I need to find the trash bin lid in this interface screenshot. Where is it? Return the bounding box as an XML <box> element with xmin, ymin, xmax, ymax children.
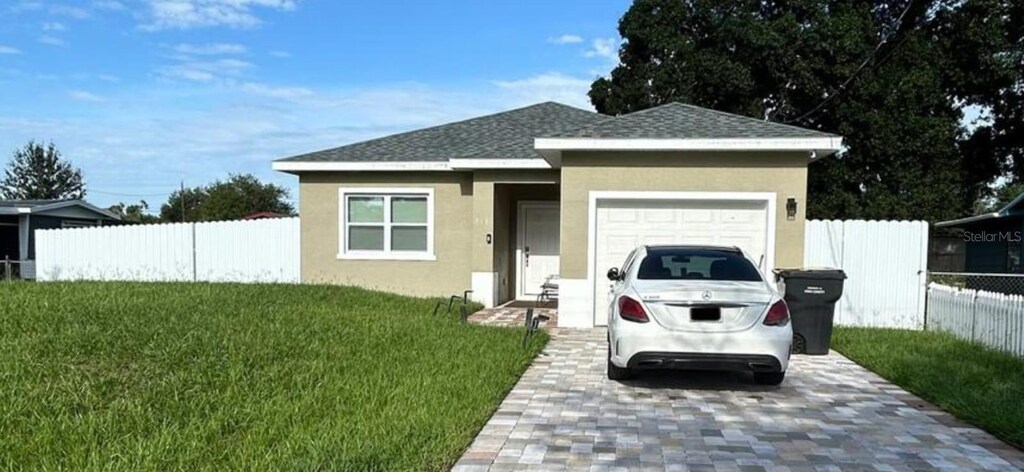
<box><xmin>774</xmin><ymin>268</ymin><xmax>847</xmax><ymax>280</ymax></box>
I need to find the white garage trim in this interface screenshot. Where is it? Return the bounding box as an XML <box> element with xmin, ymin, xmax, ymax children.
<box><xmin>566</xmin><ymin>190</ymin><xmax>777</xmax><ymax>328</ymax></box>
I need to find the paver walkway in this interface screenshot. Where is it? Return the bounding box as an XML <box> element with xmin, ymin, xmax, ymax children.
<box><xmin>453</xmin><ymin>329</ymin><xmax>1024</xmax><ymax>471</ymax></box>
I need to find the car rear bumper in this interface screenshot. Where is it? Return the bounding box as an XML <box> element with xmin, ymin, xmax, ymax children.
<box><xmin>626</xmin><ymin>352</ymin><xmax>782</xmax><ymax>372</ymax></box>
<box><xmin>609</xmin><ymin>322</ymin><xmax>792</xmax><ymax>372</ymax></box>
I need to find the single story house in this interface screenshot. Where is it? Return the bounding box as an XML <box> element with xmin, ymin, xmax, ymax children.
<box><xmin>0</xmin><ymin>199</ymin><xmax>121</xmax><ymax>279</ymax></box>
<box><xmin>272</xmin><ymin>102</ymin><xmax>843</xmax><ymax>328</ymax></box>
<box><xmin>936</xmin><ymin>191</ymin><xmax>1023</xmax><ymax>275</ymax></box>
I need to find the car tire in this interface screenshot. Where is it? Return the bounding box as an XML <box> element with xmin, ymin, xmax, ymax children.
<box><xmin>754</xmin><ymin>371</ymin><xmax>785</xmax><ymax>385</ymax></box>
<box><xmin>607</xmin><ymin>345</ymin><xmax>633</xmax><ymax>381</ymax></box>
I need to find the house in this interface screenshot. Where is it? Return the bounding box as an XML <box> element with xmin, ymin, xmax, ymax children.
<box><xmin>272</xmin><ymin>102</ymin><xmax>843</xmax><ymax>328</ymax></box>
<box><xmin>0</xmin><ymin>199</ymin><xmax>120</xmax><ymax>279</ymax></box>
<box><xmin>242</xmin><ymin>211</ymin><xmax>289</xmax><ymax>220</ymax></box>
<box><xmin>936</xmin><ymin>191</ymin><xmax>1024</xmax><ymax>275</ymax></box>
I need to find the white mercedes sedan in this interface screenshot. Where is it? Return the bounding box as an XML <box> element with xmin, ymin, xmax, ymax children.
<box><xmin>605</xmin><ymin>245</ymin><xmax>792</xmax><ymax>385</ymax></box>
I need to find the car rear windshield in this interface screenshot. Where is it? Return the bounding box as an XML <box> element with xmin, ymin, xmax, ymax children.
<box><xmin>637</xmin><ymin>248</ymin><xmax>762</xmax><ymax>281</ymax></box>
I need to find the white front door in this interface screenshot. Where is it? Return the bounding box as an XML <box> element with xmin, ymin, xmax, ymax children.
<box><xmin>517</xmin><ymin>202</ymin><xmax>560</xmax><ymax>299</ymax></box>
<box><xmin>593</xmin><ymin>198</ymin><xmax>770</xmax><ymax>325</ymax></box>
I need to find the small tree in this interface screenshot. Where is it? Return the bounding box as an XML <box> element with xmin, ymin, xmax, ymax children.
<box><xmin>108</xmin><ymin>200</ymin><xmax>161</xmax><ymax>224</ymax></box>
<box><xmin>160</xmin><ymin>187</ymin><xmax>208</xmax><ymax>222</ymax></box>
<box><xmin>201</xmin><ymin>174</ymin><xmax>295</xmax><ymax>221</ymax></box>
<box><xmin>0</xmin><ymin>141</ymin><xmax>86</xmax><ymax>200</ymax></box>
<box><xmin>159</xmin><ymin>174</ymin><xmax>295</xmax><ymax>222</ymax></box>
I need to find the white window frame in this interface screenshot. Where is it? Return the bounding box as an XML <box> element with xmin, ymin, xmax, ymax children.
<box><xmin>338</xmin><ymin>187</ymin><xmax>435</xmax><ymax>261</ymax></box>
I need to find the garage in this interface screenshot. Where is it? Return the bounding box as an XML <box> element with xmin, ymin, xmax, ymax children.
<box><xmin>590</xmin><ymin>192</ymin><xmax>776</xmax><ymax>325</ymax></box>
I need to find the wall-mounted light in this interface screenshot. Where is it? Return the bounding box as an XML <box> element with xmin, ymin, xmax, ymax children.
<box><xmin>786</xmin><ymin>197</ymin><xmax>798</xmax><ymax>221</ymax></box>
<box><xmin>486</xmin><ymin>233</ymin><xmax>492</xmax><ymax>244</ymax></box>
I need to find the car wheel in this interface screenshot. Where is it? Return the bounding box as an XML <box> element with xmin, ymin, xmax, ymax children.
<box><xmin>606</xmin><ymin>344</ymin><xmax>633</xmax><ymax>380</ymax></box>
<box><xmin>754</xmin><ymin>371</ymin><xmax>785</xmax><ymax>385</ymax></box>
<box><xmin>791</xmin><ymin>334</ymin><xmax>806</xmax><ymax>354</ymax></box>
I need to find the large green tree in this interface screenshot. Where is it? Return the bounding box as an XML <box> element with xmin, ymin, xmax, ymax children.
<box><xmin>590</xmin><ymin>0</ymin><xmax>1023</xmax><ymax>222</ymax></box>
<box><xmin>160</xmin><ymin>174</ymin><xmax>296</xmax><ymax>222</ymax></box>
<box><xmin>0</xmin><ymin>141</ymin><xmax>86</xmax><ymax>200</ymax></box>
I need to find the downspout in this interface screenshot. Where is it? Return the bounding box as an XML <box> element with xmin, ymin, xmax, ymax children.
<box><xmin>20</xmin><ymin>214</ymin><xmax>30</xmax><ymax>261</ymax></box>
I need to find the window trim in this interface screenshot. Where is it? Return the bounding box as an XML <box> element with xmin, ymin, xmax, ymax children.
<box><xmin>338</xmin><ymin>187</ymin><xmax>435</xmax><ymax>261</ymax></box>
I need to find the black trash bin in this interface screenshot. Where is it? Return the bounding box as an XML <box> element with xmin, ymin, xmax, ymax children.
<box><xmin>774</xmin><ymin>268</ymin><xmax>846</xmax><ymax>355</ymax></box>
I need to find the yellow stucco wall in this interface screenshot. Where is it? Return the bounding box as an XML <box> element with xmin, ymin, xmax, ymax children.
<box><xmin>295</xmin><ymin>154</ymin><xmax>809</xmax><ymax>297</ymax></box>
<box><xmin>558</xmin><ymin>151</ymin><xmax>809</xmax><ymax>279</ymax></box>
<box><xmin>298</xmin><ymin>171</ymin><xmax>474</xmax><ymax>297</ymax></box>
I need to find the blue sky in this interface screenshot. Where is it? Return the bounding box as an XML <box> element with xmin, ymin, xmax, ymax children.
<box><xmin>0</xmin><ymin>0</ymin><xmax>629</xmax><ymax>209</ymax></box>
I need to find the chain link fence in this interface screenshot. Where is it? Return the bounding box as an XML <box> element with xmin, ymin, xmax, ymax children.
<box><xmin>929</xmin><ymin>272</ymin><xmax>1024</xmax><ymax>296</ymax></box>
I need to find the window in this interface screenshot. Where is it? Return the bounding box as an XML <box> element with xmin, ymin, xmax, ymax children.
<box><xmin>339</xmin><ymin>188</ymin><xmax>434</xmax><ymax>260</ymax></box>
<box><xmin>61</xmin><ymin>220</ymin><xmax>98</xmax><ymax>229</ymax></box>
<box><xmin>638</xmin><ymin>248</ymin><xmax>762</xmax><ymax>281</ymax></box>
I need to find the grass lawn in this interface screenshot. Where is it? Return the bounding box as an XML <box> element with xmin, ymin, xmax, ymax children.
<box><xmin>0</xmin><ymin>282</ymin><xmax>546</xmax><ymax>471</ymax></box>
<box><xmin>832</xmin><ymin>327</ymin><xmax>1024</xmax><ymax>449</ymax></box>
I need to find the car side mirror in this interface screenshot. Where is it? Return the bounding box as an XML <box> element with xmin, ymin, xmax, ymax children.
<box><xmin>606</xmin><ymin>267</ymin><xmax>621</xmax><ymax>281</ymax></box>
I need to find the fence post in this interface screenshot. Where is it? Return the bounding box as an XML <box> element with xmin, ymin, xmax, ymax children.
<box><xmin>970</xmin><ymin>290</ymin><xmax>979</xmax><ymax>343</ymax></box>
<box><xmin>191</xmin><ymin>222</ymin><xmax>198</xmax><ymax>282</ymax></box>
<box><xmin>3</xmin><ymin>256</ymin><xmax>9</xmax><ymax>282</ymax></box>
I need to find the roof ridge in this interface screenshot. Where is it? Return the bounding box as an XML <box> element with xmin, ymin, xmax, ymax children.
<box><xmin>617</xmin><ymin>101</ymin><xmax>685</xmax><ymax>117</ymax></box>
<box><xmin>676</xmin><ymin>103</ymin><xmax>837</xmax><ymax>137</ymax></box>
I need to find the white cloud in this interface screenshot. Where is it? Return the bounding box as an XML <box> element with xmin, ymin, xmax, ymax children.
<box><xmin>493</xmin><ymin>72</ymin><xmax>593</xmax><ymax>109</ymax></box>
<box><xmin>140</xmin><ymin>0</ymin><xmax>297</xmax><ymax>31</ymax></box>
<box><xmin>72</xmin><ymin>72</ymin><xmax>122</xmax><ymax>82</ymax></box>
<box><xmin>548</xmin><ymin>34</ymin><xmax>583</xmax><ymax>45</ymax></box>
<box><xmin>38</xmin><ymin>35</ymin><xmax>67</xmax><ymax>47</ymax></box>
<box><xmin>0</xmin><ymin>45</ymin><xmax>22</xmax><ymax>55</ymax></box>
<box><xmin>238</xmin><ymin>82</ymin><xmax>313</xmax><ymax>99</ymax></box>
<box><xmin>68</xmin><ymin>90</ymin><xmax>105</xmax><ymax>102</ymax></box>
<box><xmin>49</xmin><ymin>4</ymin><xmax>91</xmax><ymax>19</ymax></box>
<box><xmin>174</xmin><ymin>43</ymin><xmax>247</xmax><ymax>55</ymax></box>
<box><xmin>0</xmin><ymin>72</ymin><xmax>599</xmax><ymax>209</ymax></box>
<box><xmin>269</xmin><ymin>50</ymin><xmax>291</xmax><ymax>58</ymax></box>
<box><xmin>584</xmin><ymin>37</ymin><xmax>618</xmax><ymax>61</ymax></box>
<box><xmin>158</xmin><ymin>58</ymin><xmax>252</xmax><ymax>82</ymax></box>
<box><xmin>42</xmin><ymin>21</ymin><xmax>66</xmax><ymax>31</ymax></box>
<box><xmin>92</xmin><ymin>0</ymin><xmax>126</xmax><ymax>10</ymax></box>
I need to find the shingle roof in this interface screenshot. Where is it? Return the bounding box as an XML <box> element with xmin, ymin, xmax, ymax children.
<box><xmin>276</xmin><ymin>101</ymin><xmax>837</xmax><ymax>164</ymax></box>
<box><xmin>0</xmin><ymin>199</ymin><xmax>79</xmax><ymax>208</ymax></box>
<box><xmin>0</xmin><ymin>199</ymin><xmax>120</xmax><ymax>220</ymax></box>
<box><xmin>277</xmin><ymin>102</ymin><xmax>603</xmax><ymax>163</ymax></box>
<box><xmin>548</xmin><ymin>102</ymin><xmax>838</xmax><ymax>139</ymax></box>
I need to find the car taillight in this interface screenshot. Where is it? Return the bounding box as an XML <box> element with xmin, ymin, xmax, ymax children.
<box><xmin>618</xmin><ymin>296</ymin><xmax>649</xmax><ymax>323</ymax></box>
<box><xmin>763</xmin><ymin>299</ymin><xmax>790</xmax><ymax>326</ymax></box>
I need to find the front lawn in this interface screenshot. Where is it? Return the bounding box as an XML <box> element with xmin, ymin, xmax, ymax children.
<box><xmin>832</xmin><ymin>327</ymin><xmax>1024</xmax><ymax>449</ymax></box>
<box><xmin>0</xmin><ymin>282</ymin><xmax>546</xmax><ymax>471</ymax></box>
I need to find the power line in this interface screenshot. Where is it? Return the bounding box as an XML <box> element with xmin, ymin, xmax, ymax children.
<box><xmin>784</xmin><ymin>1</ymin><xmax>916</xmax><ymax>124</ymax></box>
<box><xmin>88</xmin><ymin>189</ymin><xmax>174</xmax><ymax>197</ymax></box>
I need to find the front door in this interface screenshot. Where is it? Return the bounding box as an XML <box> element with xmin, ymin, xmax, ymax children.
<box><xmin>517</xmin><ymin>202</ymin><xmax>560</xmax><ymax>299</ymax></box>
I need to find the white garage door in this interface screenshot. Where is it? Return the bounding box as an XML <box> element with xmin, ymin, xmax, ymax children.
<box><xmin>593</xmin><ymin>198</ymin><xmax>771</xmax><ymax>325</ymax></box>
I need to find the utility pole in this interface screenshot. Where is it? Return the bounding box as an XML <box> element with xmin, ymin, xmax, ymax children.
<box><xmin>180</xmin><ymin>180</ymin><xmax>185</xmax><ymax>222</ymax></box>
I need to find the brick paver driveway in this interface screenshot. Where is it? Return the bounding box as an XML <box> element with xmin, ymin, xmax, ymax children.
<box><xmin>453</xmin><ymin>329</ymin><xmax>1024</xmax><ymax>471</ymax></box>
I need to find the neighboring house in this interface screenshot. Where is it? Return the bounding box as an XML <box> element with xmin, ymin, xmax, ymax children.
<box><xmin>0</xmin><ymin>199</ymin><xmax>120</xmax><ymax>279</ymax></box>
<box><xmin>242</xmin><ymin>211</ymin><xmax>289</xmax><ymax>220</ymax></box>
<box><xmin>272</xmin><ymin>102</ymin><xmax>843</xmax><ymax>328</ymax></box>
<box><xmin>936</xmin><ymin>191</ymin><xmax>1024</xmax><ymax>274</ymax></box>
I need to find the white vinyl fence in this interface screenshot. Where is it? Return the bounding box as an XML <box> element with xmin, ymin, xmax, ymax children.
<box><xmin>804</xmin><ymin>219</ymin><xmax>929</xmax><ymax>329</ymax></box>
<box><xmin>928</xmin><ymin>283</ymin><xmax>1024</xmax><ymax>357</ymax></box>
<box><xmin>35</xmin><ymin>217</ymin><xmax>300</xmax><ymax>283</ymax></box>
